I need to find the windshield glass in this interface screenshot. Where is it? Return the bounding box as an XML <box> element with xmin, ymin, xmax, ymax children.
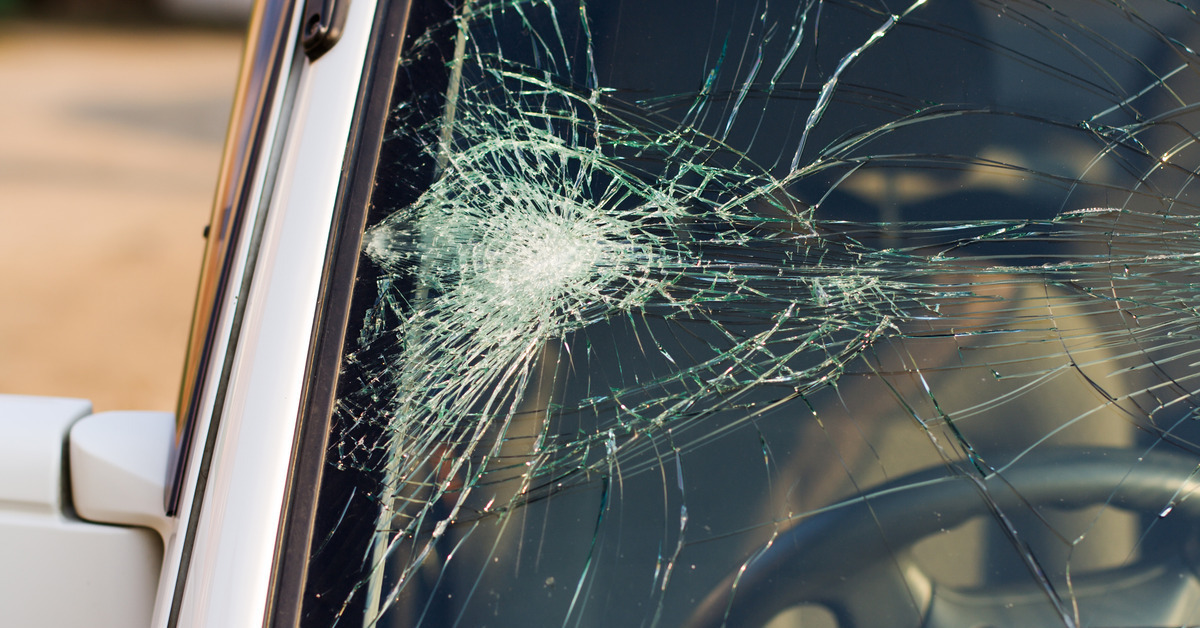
<box><xmin>297</xmin><ymin>1</ymin><xmax>1200</xmax><ymax>626</ymax></box>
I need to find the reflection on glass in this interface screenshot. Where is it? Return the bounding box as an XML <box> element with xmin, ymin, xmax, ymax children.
<box><xmin>302</xmin><ymin>2</ymin><xmax>1200</xmax><ymax>627</ymax></box>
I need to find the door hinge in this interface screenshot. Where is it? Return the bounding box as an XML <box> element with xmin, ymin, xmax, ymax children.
<box><xmin>302</xmin><ymin>0</ymin><xmax>352</xmax><ymax>60</ymax></box>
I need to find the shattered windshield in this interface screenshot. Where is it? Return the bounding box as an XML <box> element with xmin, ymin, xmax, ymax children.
<box><xmin>295</xmin><ymin>1</ymin><xmax>1200</xmax><ymax>626</ymax></box>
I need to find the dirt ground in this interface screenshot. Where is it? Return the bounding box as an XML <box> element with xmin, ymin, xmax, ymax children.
<box><xmin>0</xmin><ymin>20</ymin><xmax>244</xmax><ymax>412</ymax></box>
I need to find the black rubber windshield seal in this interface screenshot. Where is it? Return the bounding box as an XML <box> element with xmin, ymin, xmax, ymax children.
<box><xmin>265</xmin><ymin>1</ymin><xmax>414</xmax><ymax>626</ymax></box>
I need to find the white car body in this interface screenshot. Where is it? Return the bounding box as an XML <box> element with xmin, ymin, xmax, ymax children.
<box><xmin>0</xmin><ymin>0</ymin><xmax>372</xmax><ymax>625</ymax></box>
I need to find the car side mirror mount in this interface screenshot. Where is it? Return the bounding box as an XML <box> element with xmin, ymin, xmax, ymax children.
<box><xmin>0</xmin><ymin>395</ymin><xmax>171</xmax><ymax>627</ymax></box>
<box><xmin>70</xmin><ymin>409</ymin><xmax>176</xmax><ymax>540</ymax></box>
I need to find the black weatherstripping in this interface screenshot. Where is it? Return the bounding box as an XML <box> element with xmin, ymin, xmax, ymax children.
<box><xmin>267</xmin><ymin>1</ymin><xmax>415</xmax><ymax>626</ymax></box>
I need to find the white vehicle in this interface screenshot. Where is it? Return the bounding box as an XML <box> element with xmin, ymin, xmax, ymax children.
<box><xmin>5</xmin><ymin>1</ymin><xmax>1200</xmax><ymax>627</ymax></box>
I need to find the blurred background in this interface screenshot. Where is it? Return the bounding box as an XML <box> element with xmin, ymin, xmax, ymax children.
<box><xmin>0</xmin><ymin>0</ymin><xmax>249</xmax><ymax>412</ymax></box>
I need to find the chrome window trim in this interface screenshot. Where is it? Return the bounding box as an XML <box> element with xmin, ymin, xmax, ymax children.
<box><xmin>159</xmin><ymin>0</ymin><xmax>306</xmax><ymax>624</ymax></box>
<box><xmin>165</xmin><ymin>0</ymin><xmax>380</xmax><ymax>625</ymax></box>
<box><xmin>169</xmin><ymin>0</ymin><xmax>304</xmax><ymax>516</ymax></box>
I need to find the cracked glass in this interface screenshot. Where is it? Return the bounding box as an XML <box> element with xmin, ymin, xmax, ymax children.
<box><xmin>297</xmin><ymin>1</ymin><xmax>1200</xmax><ymax>626</ymax></box>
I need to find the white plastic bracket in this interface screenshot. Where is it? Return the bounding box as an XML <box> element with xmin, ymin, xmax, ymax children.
<box><xmin>70</xmin><ymin>410</ymin><xmax>177</xmax><ymax>540</ymax></box>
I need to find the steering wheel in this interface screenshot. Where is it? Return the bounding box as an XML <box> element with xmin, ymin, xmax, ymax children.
<box><xmin>686</xmin><ymin>448</ymin><xmax>1200</xmax><ymax>628</ymax></box>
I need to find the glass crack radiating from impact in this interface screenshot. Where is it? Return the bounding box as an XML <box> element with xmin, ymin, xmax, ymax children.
<box><xmin>299</xmin><ymin>2</ymin><xmax>1200</xmax><ymax>627</ymax></box>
